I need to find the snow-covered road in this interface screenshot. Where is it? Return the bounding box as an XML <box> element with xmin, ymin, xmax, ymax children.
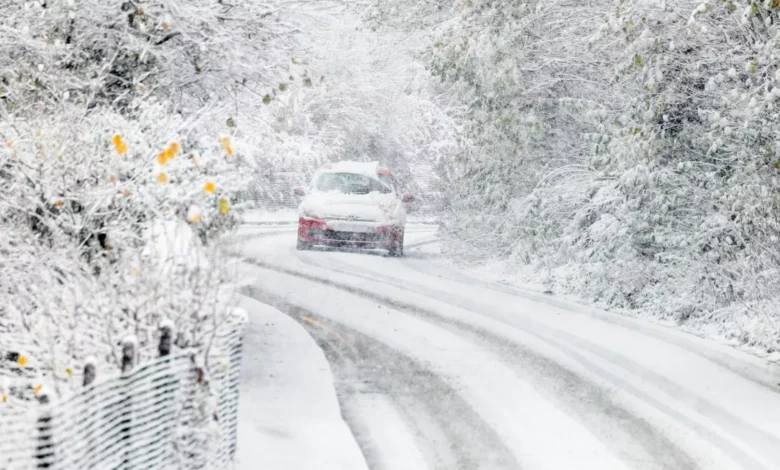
<box><xmin>235</xmin><ymin>222</ymin><xmax>780</xmax><ymax>470</ymax></box>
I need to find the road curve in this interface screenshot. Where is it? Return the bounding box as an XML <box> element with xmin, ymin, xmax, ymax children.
<box><xmin>236</xmin><ymin>224</ymin><xmax>780</xmax><ymax>470</ymax></box>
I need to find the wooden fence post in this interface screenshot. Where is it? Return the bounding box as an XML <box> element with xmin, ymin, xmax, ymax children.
<box><xmin>159</xmin><ymin>321</ymin><xmax>173</xmax><ymax>357</ymax></box>
<box><xmin>82</xmin><ymin>359</ymin><xmax>96</xmax><ymax>387</ymax></box>
<box><xmin>154</xmin><ymin>321</ymin><xmax>176</xmax><ymax>463</ymax></box>
<box><xmin>121</xmin><ymin>337</ymin><xmax>136</xmax><ymax>374</ymax></box>
<box><xmin>35</xmin><ymin>392</ymin><xmax>53</xmax><ymax>468</ymax></box>
<box><xmin>80</xmin><ymin>357</ymin><xmax>97</xmax><ymax>465</ymax></box>
<box><xmin>227</xmin><ymin>326</ymin><xmax>243</xmax><ymax>460</ymax></box>
<box><xmin>119</xmin><ymin>336</ymin><xmax>136</xmax><ymax>468</ymax></box>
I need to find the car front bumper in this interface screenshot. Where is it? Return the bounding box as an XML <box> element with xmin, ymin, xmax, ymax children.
<box><xmin>298</xmin><ymin>217</ymin><xmax>402</xmax><ymax>248</ymax></box>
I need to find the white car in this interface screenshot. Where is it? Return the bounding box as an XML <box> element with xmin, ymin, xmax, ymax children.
<box><xmin>293</xmin><ymin>161</ymin><xmax>414</xmax><ymax>256</ymax></box>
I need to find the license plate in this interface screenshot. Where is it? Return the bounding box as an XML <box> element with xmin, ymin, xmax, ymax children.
<box><xmin>327</xmin><ymin>221</ymin><xmax>374</xmax><ymax>233</ymax></box>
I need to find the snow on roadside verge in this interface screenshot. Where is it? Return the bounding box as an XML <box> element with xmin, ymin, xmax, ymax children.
<box><xmin>234</xmin><ymin>295</ymin><xmax>368</xmax><ymax>470</ymax></box>
<box><xmin>242</xmin><ymin>208</ymin><xmax>299</xmax><ymax>225</ymax></box>
<box><xmin>433</xmin><ymin>255</ymin><xmax>780</xmax><ymax>365</ymax></box>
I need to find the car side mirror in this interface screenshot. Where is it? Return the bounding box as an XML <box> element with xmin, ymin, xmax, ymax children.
<box><xmin>402</xmin><ymin>194</ymin><xmax>415</xmax><ymax>202</ymax></box>
<box><xmin>293</xmin><ymin>186</ymin><xmax>306</xmax><ymax>196</ymax></box>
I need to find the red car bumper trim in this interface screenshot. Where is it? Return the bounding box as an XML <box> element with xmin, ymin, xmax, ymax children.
<box><xmin>298</xmin><ymin>217</ymin><xmax>401</xmax><ymax>247</ymax></box>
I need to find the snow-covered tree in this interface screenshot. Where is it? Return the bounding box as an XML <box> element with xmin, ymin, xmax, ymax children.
<box><xmin>256</xmin><ymin>4</ymin><xmax>457</xmax><ymax>199</ymax></box>
<box><xmin>360</xmin><ymin>0</ymin><xmax>780</xmax><ymax>348</ymax></box>
<box><xmin>569</xmin><ymin>0</ymin><xmax>780</xmax><ymax>341</ymax></box>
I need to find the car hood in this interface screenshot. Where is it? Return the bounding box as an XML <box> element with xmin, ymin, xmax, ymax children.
<box><xmin>299</xmin><ymin>191</ymin><xmax>399</xmax><ymax>222</ymax></box>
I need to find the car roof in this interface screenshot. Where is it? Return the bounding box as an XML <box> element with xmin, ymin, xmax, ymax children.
<box><xmin>319</xmin><ymin>161</ymin><xmax>393</xmax><ymax>176</ymax></box>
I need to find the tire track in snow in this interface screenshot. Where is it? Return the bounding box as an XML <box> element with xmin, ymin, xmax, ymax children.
<box><xmin>288</xmin><ymin>253</ymin><xmax>703</xmax><ymax>469</ymax></box>
<box><xmin>240</xmin><ymin>259</ymin><xmax>698</xmax><ymax>470</ymax></box>
<box><xmin>245</xmin><ymin>288</ymin><xmax>519</xmax><ymax>470</ymax></box>
<box><xmin>239</xmin><ymin>275</ymin><xmax>633</xmax><ymax>470</ymax></box>
<box><xmin>290</xmin><ymin>252</ymin><xmax>777</xmax><ymax>469</ymax></box>
<box><xmin>401</xmin><ymin>258</ymin><xmax>780</xmax><ymax>392</ymax></box>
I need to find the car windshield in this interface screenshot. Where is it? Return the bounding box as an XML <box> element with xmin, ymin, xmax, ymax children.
<box><xmin>314</xmin><ymin>172</ymin><xmax>393</xmax><ymax>195</ymax></box>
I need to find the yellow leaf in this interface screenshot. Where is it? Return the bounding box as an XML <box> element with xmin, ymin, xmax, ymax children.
<box><xmin>1</xmin><ymin>395</ymin><xmax>6</xmax><ymax>403</ymax></box>
<box><xmin>33</xmin><ymin>384</ymin><xmax>43</xmax><ymax>395</ymax></box>
<box><xmin>113</xmin><ymin>134</ymin><xmax>127</xmax><ymax>155</ymax></box>
<box><xmin>157</xmin><ymin>172</ymin><xmax>168</xmax><ymax>184</ymax></box>
<box><xmin>55</xmin><ymin>200</ymin><xmax>64</xmax><ymax>208</ymax></box>
<box><xmin>220</xmin><ymin>136</ymin><xmax>233</xmax><ymax>156</ymax></box>
<box><xmin>187</xmin><ymin>213</ymin><xmax>201</xmax><ymax>223</ymax></box>
<box><xmin>170</xmin><ymin>142</ymin><xmax>180</xmax><ymax>155</ymax></box>
<box><xmin>17</xmin><ymin>356</ymin><xmax>27</xmax><ymax>367</ymax></box>
<box><xmin>6</xmin><ymin>140</ymin><xmax>12</xmax><ymax>148</ymax></box>
<box><xmin>218</xmin><ymin>197</ymin><xmax>230</xmax><ymax>214</ymax></box>
<box><xmin>204</xmin><ymin>181</ymin><xmax>216</xmax><ymax>194</ymax></box>
<box><xmin>157</xmin><ymin>148</ymin><xmax>174</xmax><ymax>165</ymax></box>
<box><xmin>65</xmin><ymin>368</ymin><xmax>72</xmax><ymax>377</ymax></box>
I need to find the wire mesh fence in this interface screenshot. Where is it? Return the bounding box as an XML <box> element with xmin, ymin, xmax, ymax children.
<box><xmin>0</xmin><ymin>314</ymin><xmax>245</xmax><ymax>470</ymax></box>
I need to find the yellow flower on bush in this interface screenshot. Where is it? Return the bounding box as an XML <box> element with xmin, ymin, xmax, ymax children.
<box><xmin>33</xmin><ymin>385</ymin><xmax>43</xmax><ymax>395</ymax></box>
<box><xmin>157</xmin><ymin>172</ymin><xmax>168</xmax><ymax>184</ymax></box>
<box><xmin>220</xmin><ymin>136</ymin><xmax>233</xmax><ymax>156</ymax></box>
<box><xmin>6</xmin><ymin>140</ymin><xmax>12</xmax><ymax>148</ymax></box>
<box><xmin>157</xmin><ymin>148</ymin><xmax>174</xmax><ymax>165</ymax></box>
<box><xmin>218</xmin><ymin>197</ymin><xmax>230</xmax><ymax>214</ymax></box>
<box><xmin>112</xmin><ymin>134</ymin><xmax>127</xmax><ymax>155</ymax></box>
<box><xmin>17</xmin><ymin>356</ymin><xmax>27</xmax><ymax>367</ymax></box>
<box><xmin>204</xmin><ymin>181</ymin><xmax>215</xmax><ymax>194</ymax></box>
<box><xmin>156</xmin><ymin>142</ymin><xmax>179</xmax><ymax>165</ymax></box>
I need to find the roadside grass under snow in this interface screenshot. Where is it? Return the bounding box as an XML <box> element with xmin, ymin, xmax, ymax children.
<box><xmin>435</xmin><ymin>246</ymin><xmax>780</xmax><ymax>363</ymax></box>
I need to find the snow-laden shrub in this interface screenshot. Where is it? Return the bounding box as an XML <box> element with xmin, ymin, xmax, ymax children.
<box><xmin>381</xmin><ymin>0</ymin><xmax>780</xmax><ymax>350</ymax></box>
<box><xmin>0</xmin><ymin>0</ymin><xmax>293</xmax><ymax>400</ymax></box>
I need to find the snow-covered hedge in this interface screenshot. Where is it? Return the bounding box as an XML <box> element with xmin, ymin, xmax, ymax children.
<box><xmin>366</xmin><ymin>0</ymin><xmax>780</xmax><ymax>351</ymax></box>
<box><xmin>0</xmin><ymin>0</ymin><xmax>293</xmax><ymax>400</ymax></box>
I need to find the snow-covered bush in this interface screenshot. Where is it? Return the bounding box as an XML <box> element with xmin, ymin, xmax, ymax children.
<box><xmin>574</xmin><ymin>0</ymin><xmax>780</xmax><ymax>346</ymax></box>
<box><xmin>362</xmin><ymin>0</ymin><xmax>780</xmax><ymax>350</ymax></box>
<box><xmin>422</xmin><ymin>0</ymin><xmax>616</xmax><ymax>253</ymax></box>
<box><xmin>0</xmin><ymin>0</ymin><xmax>294</xmax><ymax>400</ymax></box>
